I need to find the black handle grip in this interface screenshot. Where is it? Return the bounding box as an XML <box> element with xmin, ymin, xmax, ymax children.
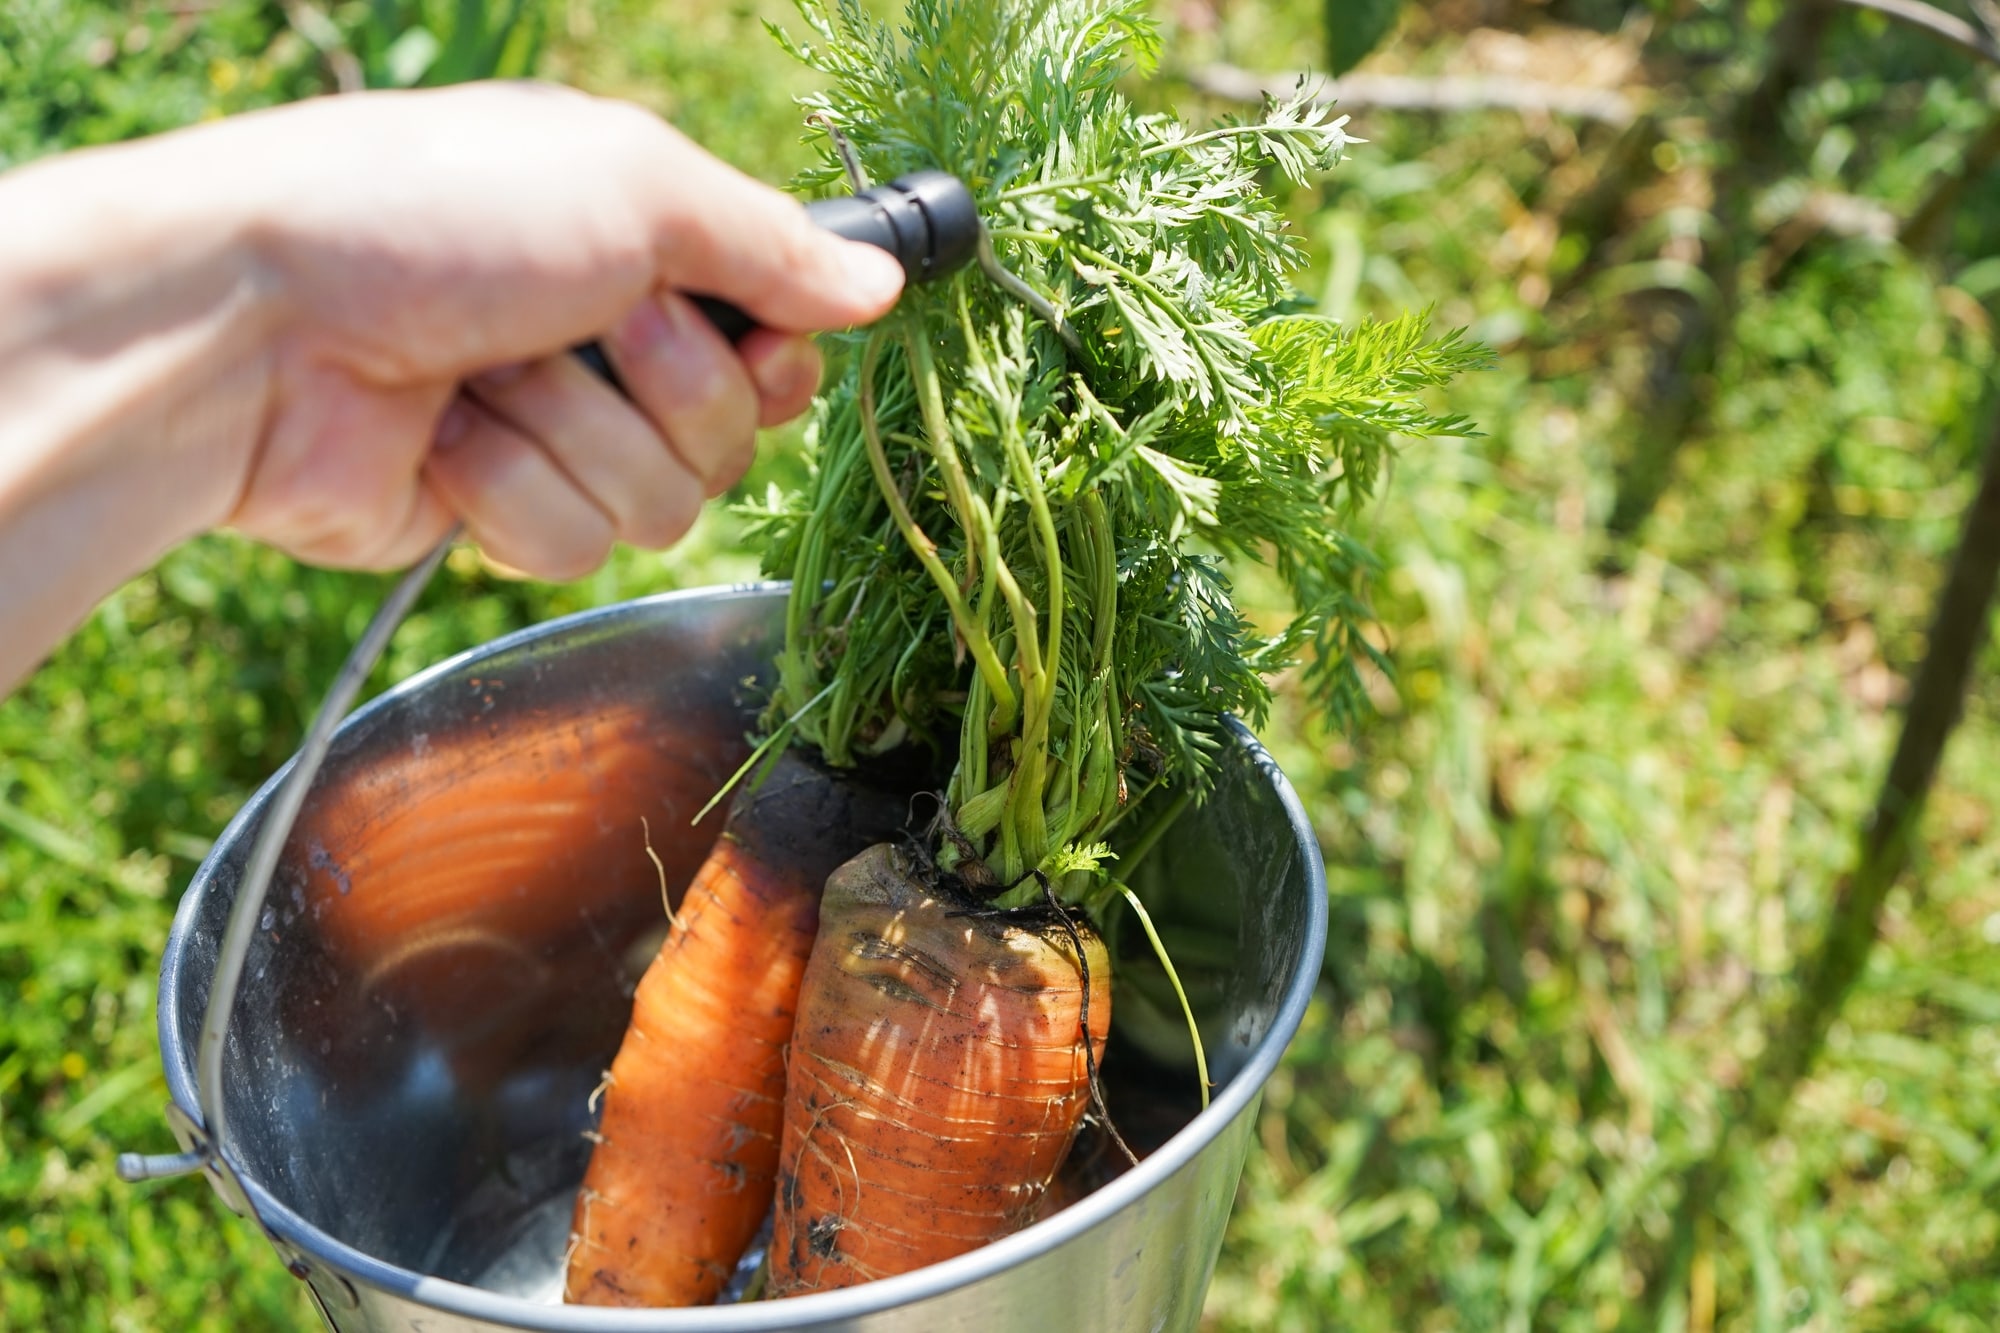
<box><xmin>572</xmin><ymin>170</ymin><xmax>977</xmax><ymax>390</ymax></box>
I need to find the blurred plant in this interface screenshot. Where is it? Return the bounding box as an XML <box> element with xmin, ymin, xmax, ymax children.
<box><xmin>281</xmin><ymin>0</ymin><xmax>546</xmax><ymax>91</ymax></box>
<box><xmin>10</xmin><ymin>0</ymin><xmax>2000</xmax><ymax>1327</ymax></box>
<box><xmin>1168</xmin><ymin>1</ymin><xmax>2000</xmax><ymax>1327</ymax></box>
<box><xmin>0</xmin><ymin>0</ymin><xmax>321</xmax><ymax>168</ymax></box>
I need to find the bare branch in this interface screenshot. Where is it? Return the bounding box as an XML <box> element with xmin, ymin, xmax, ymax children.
<box><xmin>284</xmin><ymin>0</ymin><xmax>364</xmax><ymax>94</ymax></box>
<box><xmin>1608</xmin><ymin>0</ymin><xmax>1836</xmax><ymax>541</ymax></box>
<box><xmin>1974</xmin><ymin>0</ymin><xmax>2000</xmax><ymax>42</ymax></box>
<box><xmin>1635</xmin><ymin>383</ymin><xmax>2000</xmax><ymax>1333</ymax></box>
<box><xmin>1761</xmin><ymin>188</ymin><xmax>1899</xmax><ymax>282</ymax></box>
<box><xmin>1786</xmin><ymin>189</ymin><xmax>1899</xmax><ymax>242</ymax></box>
<box><xmin>1836</xmin><ymin>0</ymin><xmax>2000</xmax><ymax>67</ymax></box>
<box><xmin>1185</xmin><ymin>63</ymin><xmax>1640</xmax><ymax>128</ymax></box>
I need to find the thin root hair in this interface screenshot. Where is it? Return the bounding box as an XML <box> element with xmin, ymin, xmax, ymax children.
<box><xmin>641</xmin><ymin>817</ymin><xmax>677</xmax><ymax>929</ymax></box>
<box><xmin>1032</xmin><ymin>871</ymin><xmax>1137</xmax><ymax>1169</ymax></box>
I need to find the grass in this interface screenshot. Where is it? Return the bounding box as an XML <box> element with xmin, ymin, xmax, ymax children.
<box><xmin>4</xmin><ymin>0</ymin><xmax>1999</xmax><ymax>1328</ymax></box>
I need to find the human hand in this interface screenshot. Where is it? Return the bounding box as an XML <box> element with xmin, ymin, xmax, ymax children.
<box><xmin>218</xmin><ymin>81</ymin><xmax>905</xmax><ymax>578</ymax></box>
<box><xmin>1</xmin><ymin>80</ymin><xmax>906</xmax><ymax>691</ymax></box>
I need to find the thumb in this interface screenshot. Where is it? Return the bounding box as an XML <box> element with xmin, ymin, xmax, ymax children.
<box><xmin>641</xmin><ymin>146</ymin><xmax>908</xmax><ymax>335</ymax></box>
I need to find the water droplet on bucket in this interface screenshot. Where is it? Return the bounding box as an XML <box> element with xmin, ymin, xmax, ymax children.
<box><xmin>259</xmin><ymin>906</ymin><xmax>275</xmax><ymax>932</ymax></box>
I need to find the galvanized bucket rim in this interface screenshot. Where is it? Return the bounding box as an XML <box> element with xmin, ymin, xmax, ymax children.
<box><xmin>158</xmin><ymin>581</ymin><xmax>1329</xmax><ymax>1330</ymax></box>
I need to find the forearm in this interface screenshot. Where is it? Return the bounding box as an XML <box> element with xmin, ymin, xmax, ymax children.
<box><xmin>0</xmin><ymin>125</ymin><xmax>279</xmax><ymax>692</ymax></box>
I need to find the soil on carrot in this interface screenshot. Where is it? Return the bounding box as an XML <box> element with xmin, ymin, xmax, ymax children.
<box><xmin>569</xmin><ymin>0</ymin><xmax>1475</xmax><ymax>1302</ymax></box>
<box><xmin>564</xmin><ymin>749</ymin><xmax>918</xmax><ymax>1308</ymax></box>
<box><xmin>767</xmin><ymin>842</ymin><xmax>1114</xmax><ymax>1295</ymax></box>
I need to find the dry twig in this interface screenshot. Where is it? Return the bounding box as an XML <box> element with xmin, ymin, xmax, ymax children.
<box><xmin>284</xmin><ymin>0</ymin><xmax>363</xmax><ymax>94</ymax></box>
<box><xmin>1762</xmin><ymin>187</ymin><xmax>1899</xmax><ymax>279</ymax></box>
<box><xmin>1186</xmin><ymin>64</ymin><xmax>1640</xmax><ymax>128</ymax></box>
<box><xmin>1836</xmin><ymin>0</ymin><xmax>2000</xmax><ymax>67</ymax></box>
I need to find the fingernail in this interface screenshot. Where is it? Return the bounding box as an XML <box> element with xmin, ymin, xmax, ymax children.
<box><xmin>434</xmin><ymin>399</ymin><xmax>474</xmax><ymax>450</ymax></box>
<box><xmin>752</xmin><ymin>337</ymin><xmax>821</xmax><ymax>403</ymax></box>
<box><xmin>838</xmin><ymin>242</ymin><xmax>906</xmax><ymax>311</ymax></box>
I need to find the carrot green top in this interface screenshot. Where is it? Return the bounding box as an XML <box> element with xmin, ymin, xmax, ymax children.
<box><xmin>750</xmin><ymin>0</ymin><xmax>1484</xmax><ymax>905</ymax></box>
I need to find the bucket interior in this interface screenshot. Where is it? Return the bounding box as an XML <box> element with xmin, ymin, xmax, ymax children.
<box><xmin>159</xmin><ymin>588</ymin><xmax>1319</xmax><ymax>1301</ymax></box>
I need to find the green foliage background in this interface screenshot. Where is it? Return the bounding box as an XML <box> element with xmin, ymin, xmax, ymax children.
<box><xmin>3</xmin><ymin>0</ymin><xmax>1998</xmax><ymax>1328</ymax></box>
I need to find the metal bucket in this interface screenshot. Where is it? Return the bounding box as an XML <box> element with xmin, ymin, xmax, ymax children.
<box><xmin>152</xmin><ymin>583</ymin><xmax>1327</xmax><ymax>1331</ymax></box>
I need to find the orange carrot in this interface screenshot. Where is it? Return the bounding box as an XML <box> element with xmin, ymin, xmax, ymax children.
<box><xmin>565</xmin><ymin>751</ymin><xmax>907</xmax><ymax>1308</ymax></box>
<box><xmin>768</xmin><ymin>843</ymin><xmax>1111</xmax><ymax>1295</ymax></box>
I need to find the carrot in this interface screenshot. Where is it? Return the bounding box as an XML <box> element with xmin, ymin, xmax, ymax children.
<box><xmin>767</xmin><ymin>843</ymin><xmax>1110</xmax><ymax>1295</ymax></box>
<box><xmin>553</xmin><ymin>0</ymin><xmax>1472</xmax><ymax>1298</ymax></box>
<box><xmin>565</xmin><ymin>750</ymin><xmax>909</xmax><ymax>1308</ymax></box>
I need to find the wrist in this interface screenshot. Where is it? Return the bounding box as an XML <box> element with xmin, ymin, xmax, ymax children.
<box><xmin>0</xmin><ymin>119</ymin><xmax>290</xmax><ymax>689</ymax></box>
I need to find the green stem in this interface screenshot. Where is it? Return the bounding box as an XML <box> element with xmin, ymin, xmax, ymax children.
<box><xmin>986</xmin><ymin>227</ymin><xmax>1064</xmax><ymax>245</ymax></box>
<box><xmin>973</xmin><ymin>497</ymin><xmax>1041</xmax><ymax>700</ymax></box>
<box><xmin>983</xmin><ymin>510</ymin><xmax>1047</xmax><ymax>877</ymax></box>
<box><xmin>1094</xmin><ymin>771</ymin><xmax>1164</xmax><ymax>845</ymax></box>
<box><xmin>965</xmin><ymin>292</ymin><xmax>1066</xmax><ymax>754</ymax></box>
<box><xmin>1076</xmin><ymin>690</ymin><xmax>1117</xmax><ymax>842</ymax></box>
<box><xmin>992</xmin><ymin>172</ymin><xmax>1116</xmax><ymax>202</ymax></box>
<box><xmin>1138</xmin><ymin>122</ymin><xmax>1298</xmax><ymax>159</ymax></box>
<box><xmin>1008</xmin><ymin>433</ymin><xmax>1063</xmax><ymax>723</ymax></box>
<box><xmin>1039</xmin><ymin>496</ymin><xmax>1121</xmax><ymax>848</ymax></box>
<box><xmin>1082</xmin><ymin>490</ymin><xmax>1116</xmax><ymax>675</ymax></box>
<box><xmin>857</xmin><ymin>329</ymin><xmax>1016</xmax><ymax>728</ymax></box>
<box><xmin>691</xmin><ymin>680</ymin><xmax>837</xmax><ymax>825</ymax></box>
<box><xmin>1117</xmin><ymin>788</ymin><xmax>1193</xmax><ymax>873</ymax></box>
<box><xmin>1069</xmin><ymin>242</ymin><xmax>1235</xmax><ymax>405</ymax></box>
<box><xmin>959</xmin><ymin>658</ymin><xmax>990</xmax><ymax>799</ymax></box>
<box><xmin>902</xmin><ymin>326</ymin><xmax>983</xmax><ymax>602</ymax></box>
<box><xmin>1116</xmin><ymin>883</ymin><xmax>1211</xmax><ymax>1110</ymax></box>
<box><xmin>929</xmin><ymin>304</ymin><xmax>1058</xmax><ymax>874</ymax></box>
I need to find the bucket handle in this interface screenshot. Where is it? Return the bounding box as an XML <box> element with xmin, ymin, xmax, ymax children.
<box><xmin>117</xmin><ymin>532</ymin><xmax>458</xmax><ymax>1236</ymax></box>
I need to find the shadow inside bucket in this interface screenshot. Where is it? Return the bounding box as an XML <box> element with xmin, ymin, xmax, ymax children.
<box><xmin>412</xmin><ymin>737</ymin><xmax>1289</xmax><ymax>1306</ymax></box>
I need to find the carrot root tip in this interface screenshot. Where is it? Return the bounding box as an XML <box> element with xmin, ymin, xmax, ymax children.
<box><xmin>640</xmin><ymin>816</ymin><xmax>679</xmax><ymax>927</ymax></box>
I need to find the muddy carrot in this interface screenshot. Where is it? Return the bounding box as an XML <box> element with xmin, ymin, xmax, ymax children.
<box><xmin>605</xmin><ymin>0</ymin><xmax>1473</xmax><ymax>1301</ymax></box>
<box><xmin>564</xmin><ymin>749</ymin><xmax>907</xmax><ymax>1308</ymax></box>
<box><xmin>768</xmin><ymin>843</ymin><xmax>1110</xmax><ymax>1295</ymax></box>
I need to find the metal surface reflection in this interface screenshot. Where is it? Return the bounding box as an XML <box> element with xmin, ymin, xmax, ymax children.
<box><xmin>155</xmin><ymin>584</ymin><xmax>1327</xmax><ymax>1332</ymax></box>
